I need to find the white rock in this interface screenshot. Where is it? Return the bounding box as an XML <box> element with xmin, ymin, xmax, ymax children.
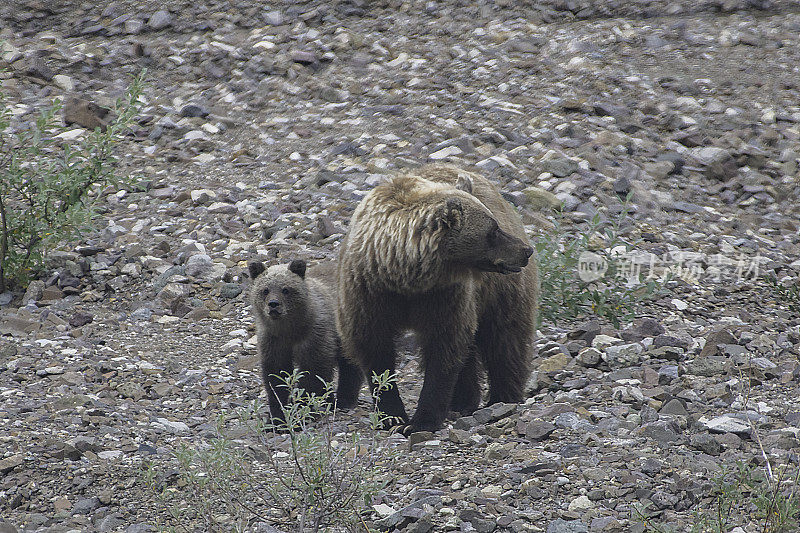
<box><xmin>372</xmin><ymin>504</ymin><xmax>395</xmax><ymax>517</ymax></box>
<box><xmin>429</xmin><ymin>146</ymin><xmax>463</xmax><ymax>160</ymax></box>
<box><xmin>97</xmin><ymin>450</ymin><xmax>123</xmax><ymax>460</ymax></box>
<box><xmin>190</xmin><ymin>189</ymin><xmax>217</xmax><ymax>204</ymax></box>
<box><xmin>568</xmin><ymin>495</ymin><xmax>594</xmax><ymax>512</ymax></box>
<box><xmin>193</xmin><ymin>153</ymin><xmax>215</xmax><ymax>164</ymax></box>
<box><xmin>591</xmin><ymin>334</ymin><xmax>622</xmax><ymax>350</ymax></box>
<box><xmin>56</xmin><ymin>129</ymin><xmax>86</xmax><ymax>141</ymax></box>
<box><xmin>53</xmin><ymin>74</ymin><xmax>74</xmax><ymax>91</ymax></box>
<box><xmin>671</xmin><ymin>299</ymin><xmax>689</xmax><ymax>311</ymax></box>
<box><xmin>155</xmin><ymin>418</ymin><xmax>190</xmax><ymax>434</ymax></box>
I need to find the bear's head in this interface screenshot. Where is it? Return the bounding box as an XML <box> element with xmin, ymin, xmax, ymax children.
<box><xmin>248</xmin><ymin>260</ymin><xmax>309</xmax><ymax>324</ymax></box>
<box><xmin>435</xmin><ymin>177</ymin><xmax>533</xmax><ymax>275</ymax></box>
<box><xmin>347</xmin><ymin>173</ymin><xmax>533</xmax><ymax>292</ymax></box>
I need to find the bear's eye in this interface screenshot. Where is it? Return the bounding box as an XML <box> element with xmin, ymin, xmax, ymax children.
<box><xmin>262</xmin><ymin>288</ymin><xmax>270</xmax><ymax>297</ymax></box>
<box><xmin>281</xmin><ymin>287</ymin><xmax>290</xmax><ymax>295</ymax></box>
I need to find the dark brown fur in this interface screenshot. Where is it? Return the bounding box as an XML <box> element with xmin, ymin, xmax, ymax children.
<box><xmin>249</xmin><ymin>260</ymin><xmax>362</xmax><ymax>424</ymax></box>
<box><xmin>336</xmin><ymin>164</ymin><xmax>539</xmax><ymax>434</ymax></box>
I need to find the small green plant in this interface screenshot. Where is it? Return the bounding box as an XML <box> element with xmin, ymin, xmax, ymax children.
<box><xmin>143</xmin><ymin>370</ymin><xmax>398</xmax><ymax>532</ymax></box>
<box><xmin>535</xmin><ymin>200</ymin><xmax>668</xmax><ymax>328</ymax></box>
<box><xmin>635</xmin><ymin>461</ymin><xmax>800</xmax><ymax>533</ymax></box>
<box><xmin>0</xmin><ymin>70</ymin><xmax>145</xmax><ymax>292</ymax></box>
<box><xmin>766</xmin><ymin>276</ymin><xmax>800</xmax><ymax>313</ymax></box>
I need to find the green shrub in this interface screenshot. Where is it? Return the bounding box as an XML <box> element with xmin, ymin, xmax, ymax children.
<box><xmin>767</xmin><ymin>276</ymin><xmax>800</xmax><ymax>314</ymax></box>
<box><xmin>635</xmin><ymin>460</ymin><xmax>800</xmax><ymax>533</ymax></box>
<box><xmin>0</xmin><ymin>70</ymin><xmax>145</xmax><ymax>292</ymax></box>
<box><xmin>534</xmin><ymin>201</ymin><xmax>669</xmax><ymax>328</ymax></box>
<box><xmin>143</xmin><ymin>370</ymin><xmax>397</xmax><ymax>532</ymax></box>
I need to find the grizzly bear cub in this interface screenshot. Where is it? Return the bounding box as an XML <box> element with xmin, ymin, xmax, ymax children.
<box><xmin>249</xmin><ymin>259</ymin><xmax>363</xmax><ymax>424</ymax></box>
<box><xmin>337</xmin><ymin>164</ymin><xmax>539</xmax><ymax>435</ymax></box>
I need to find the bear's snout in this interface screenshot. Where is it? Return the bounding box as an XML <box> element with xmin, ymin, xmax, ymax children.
<box><xmin>267</xmin><ymin>300</ymin><xmax>282</xmax><ymax>317</ymax></box>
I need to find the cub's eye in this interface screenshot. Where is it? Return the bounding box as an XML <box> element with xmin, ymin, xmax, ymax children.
<box><xmin>262</xmin><ymin>288</ymin><xmax>270</xmax><ymax>297</ymax></box>
<box><xmin>281</xmin><ymin>287</ymin><xmax>290</xmax><ymax>295</ymax></box>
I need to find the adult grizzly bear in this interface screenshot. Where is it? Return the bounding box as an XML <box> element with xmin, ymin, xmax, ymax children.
<box><xmin>249</xmin><ymin>259</ymin><xmax>363</xmax><ymax>425</ymax></box>
<box><xmin>337</xmin><ymin>164</ymin><xmax>539</xmax><ymax>434</ymax></box>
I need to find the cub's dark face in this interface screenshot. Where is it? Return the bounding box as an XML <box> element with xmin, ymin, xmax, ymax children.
<box><xmin>441</xmin><ymin>199</ymin><xmax>533</xmax><ymax>275</ymax></box>
<box><xmin>249</xmin><ymin>260</ymin><xmax>309</xmax><ymax>322</ymax></box>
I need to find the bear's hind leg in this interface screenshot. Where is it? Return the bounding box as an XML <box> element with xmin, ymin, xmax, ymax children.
<box><xmin>449</xmin><ymin>346</ymin><xmax>481</xmax><ymax>415</ymax></box>
<box><xmin>477</xmin><ymin>319</ymin><xmax>531</xmax><ymax>405</ymax></box>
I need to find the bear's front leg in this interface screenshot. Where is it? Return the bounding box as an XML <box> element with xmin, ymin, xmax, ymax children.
<box><xmin>339</xmin><ymin>291</ymin><xmax>407</xmax><ymax>428</ymax></box>
<box><xmin>347</xmin><ymin>329</ymin><xmax>408</xmax><ymax>427</ymax></box>
<box><xmin>405</xmin><ymin>331</ymin><xmax>472</xmax><ymax>435</ymax></box>
<box><xmin>366</xmin><ymin>341</ymin><xmax>409</xmax><ymax>429</ymax></box>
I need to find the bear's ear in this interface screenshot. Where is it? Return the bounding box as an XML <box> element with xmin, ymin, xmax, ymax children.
<box><xmin>443</xmin><ymin>197</ymin><xmax>464</xmax><ymax>229</ymax></box>
<box><xmin>455</xmin><ymin>174</ymin><xmax>473</xmax><ymax>194</ymax></box>
<box><xmin>248</xmin><ymin>261</ymin><xmax>266</xmax><ymax>279</ymax></box>
<box><xmin>288</xmin><ymin>259</ymin><xmax>307</xmax><ymax>279</ymax></box>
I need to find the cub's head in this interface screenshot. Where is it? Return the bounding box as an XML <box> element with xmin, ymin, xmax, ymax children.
<box><xmin>436</xmin><ymin>177</ymin><xmax>533</xmax><ymax>275</ymax></box>
<box><xmin>248</xmin><ymin>260</ymin><xmax>309</xmax><ymax>322</ymax></box>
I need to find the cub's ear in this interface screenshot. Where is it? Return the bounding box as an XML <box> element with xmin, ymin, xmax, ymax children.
<box><xmin>248</xmin><ymin>261</ymin><xmax>266</xmax><ymax>279</ymax></box>
<box><xmin>443</xmin><ymin>197</ymin><xmax>464</xmax><ymax>229</ymax></box>
<box><xmin>288</xmin><ymin>259</ymin><xmax>307</xmax><ymax>279</ymax></box>
<box><xmin>455</xmin><ymin>174</ymin><xmax>473</xmax><ymax>194</ymax></box>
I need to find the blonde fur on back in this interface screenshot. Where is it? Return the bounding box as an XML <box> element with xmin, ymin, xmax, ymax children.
<box><xmin>344</xmin><ymin>175</ymin><xmax>490</xmax><ymax>293</ymax></box>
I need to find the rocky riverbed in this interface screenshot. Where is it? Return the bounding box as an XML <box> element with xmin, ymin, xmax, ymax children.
<box><xmin>1</xmin><ymin>0</ymin><xmax>799</xmax><ymax>531</ymax></box>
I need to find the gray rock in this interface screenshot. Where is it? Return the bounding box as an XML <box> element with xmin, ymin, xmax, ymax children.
<box><xmin>659</xmin><ymin>398</ymin><xmax>689</xmax><ymax>416</ymax></box>
<box><xmin>638</xmin><ymin>420</ymin><xmax>682</xmax><ymax>445</ymax></box>
<box><xmin>520</xmin><ymin>420</ymin><xmax>557</xmax><ymax>441</ymax></box>
<box><xmin>219</xmin><ymin>283</ymin><xmax>243</xmax><ymax>299</ymax></box>
<box><xmin>22</xmin><ymin>280</ymin><xmax>45</xmax><ymax>304</ymax></box>
<box><xmin>148</xmin><ymin>10</ymin><xmax>172</xmax><ymax>30</ymax></box>
<box><xmin>179</xmin><ymin>103</ymin><xmax>210</xmax><ymax>118</ymax></box>
<box><xmin>460</xmin><ymin>510</ymin><xmax>496</xmax><ymax>532</ymax></box>
<box><xmin>543</xmin><ymin>158</ymin><xmax>579</xmax><ymax>178</ymax></box>
<box><xmin>651</xmin><ymin>490</ymin><xmax>680</xmax><ymax>510</ymax></box>
<box><xmin>576</xmin><ymin>347</ymin><xmax>602</xmax><ymax>367</ymax></box>
<box><xmin>131</xmin><ymin>307</ymin><xmax>153</xmax><ymax>321</ymax></box>
<box><xmin>684</xmin><ymin>356</ymin><xmax>728</xmax><ymax>377</ymax></box>
<box><xmin>376</xmin><ymin>496</ymin><xmax>441</xmax><ymax>529</ymax></box>
<box><xmin>641</xmin><ymin>458</ymin><xmax>662</xmax><ymax>475</ymax></box>
<box><xmin>125</xmin><ymin>524</ymin><xmax>154</xmax><ymax>533</ymax></box>
<box><xmin>124</xmin><ymin>18</ymin><xmax>144</xmax><ymax>34</ymax></box>
<box><xmin>690</xmin><ymin>433</ymin><xmax>722</xmax><ymax>455</ymax></box>
<box><xmin>98</xmin><ymin>514</ymin><xmax>126</xmax><ymax>533</ymax></box>
<box><xmin>263</xmin><ymin>10</ymin><xmax>283</xmax><ymax>25</ymax></box>
<box><xmin>472</xmin><ymin>402</ymin><xmax>516</xmax><ymax>424</ymax></box>
<box><xmin>453</xmin><ymin>415</ymin><xmax>478</xmax><ymax>430</ymax></box>
<box><xmin>547</xmin><ymin>519</ymin><xmax>588</xmax><ymax>533</ymax></box>
<box><xmin>603</xmin><ymin>343</ymin><xmax>643</xmax><ymax>369</ymax></box>
<box><xmin>72</xmin><ymin>496</ymin><xmax>101</xmax><ymax>514</ymax></box>
<box><xmin>702</xmin><ymin>414</ymin><xmax>751</xmax><ymax>437</ymax></box>
<box><xmin>185</xmin><ymin>253</ymin><xmax>213</xmax><ymax>277</ymax></box>
<box><xmin>408</xmin><ymin>431</ymin><xmax>434</xmax><ymax>448</ymax></box>
<box><xmin>554</xmin><ymin>413</ymin><xmax>596</xmax><ymax>433</ymax></box>
<box><xmin>0</xmin><ymin>454</ymin><xmax>23</xmax><ymax>474</ymax></box>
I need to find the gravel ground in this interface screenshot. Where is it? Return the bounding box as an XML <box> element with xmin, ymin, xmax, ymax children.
<box><xmin>1</xmin><ymin>1</ymin><xmax>799</xmax><ymax>531</ymax></box>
